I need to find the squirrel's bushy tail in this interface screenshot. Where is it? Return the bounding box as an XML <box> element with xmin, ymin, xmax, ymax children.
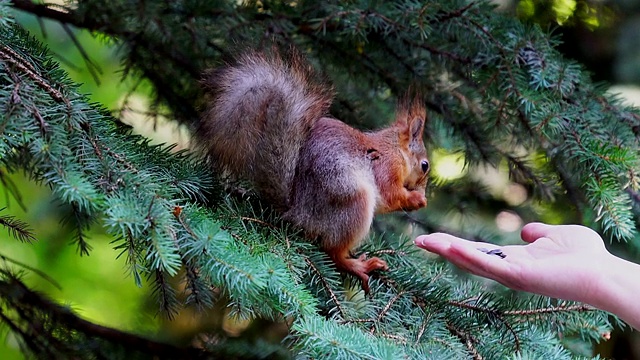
<box><xmin>196</xmin><ymin>50</ymin><xmax>333</xmax><ymax>208</ymax></box>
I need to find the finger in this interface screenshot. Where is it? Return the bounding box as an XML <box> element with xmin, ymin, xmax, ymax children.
<box><xmin>417</xmin><ymin>235</ymin><xmax>521</xmax><ymax>286</ymax></box>
<box><xmin>521</xmin><ymin>222</ymin><xmax>556</xmax><ymax>243</ymax></box>
<box><xmin>415</xmin><ymin>233</ymin><xmax>495</xmax><ymax>253</ymax></box>
<box><xmin>446</xmin><ymin>242</ymin><xmax>513</xmax><ymax>281</ymax></box>
<box><xmin>414</xmin><ymin>234</ymin><xmax>455</xmax><ymax>255</ymax></box>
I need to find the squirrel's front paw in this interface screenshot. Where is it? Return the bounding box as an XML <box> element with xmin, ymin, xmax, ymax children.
<box><xmin>404</xmin><ymin>190</ymin><xmax>427</xmax><ymax>211</ymax></box>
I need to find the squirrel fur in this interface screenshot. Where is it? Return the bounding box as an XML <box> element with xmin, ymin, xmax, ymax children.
<box><xmin>196</xmin><ymin>49</ymin><xmax>429</xmax><ymax>293</ymax></box>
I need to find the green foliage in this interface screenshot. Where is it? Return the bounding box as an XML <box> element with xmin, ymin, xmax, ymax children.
<box><xmin>1</xmin><ymin>0</ymin><xmax>638</xmax><ymax>358</ymax></box>
<box><xmin>517</xmin><ymin>0</ymin><xmax>615</xmax><ymax>30</ymax></box>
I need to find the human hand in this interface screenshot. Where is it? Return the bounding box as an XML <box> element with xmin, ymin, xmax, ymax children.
<box><xmin>414</xmin><ymin>223</ymin><xmax>611</xmax><ymax>304</ymax></box>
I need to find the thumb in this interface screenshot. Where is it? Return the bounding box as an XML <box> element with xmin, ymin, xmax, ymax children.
<box><xmin>521</xmin><ymin>222</ymin><xmax>556</xmax><ymax>243</ymax></box>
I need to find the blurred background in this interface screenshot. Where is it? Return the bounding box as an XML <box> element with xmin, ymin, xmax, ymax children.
<box><xmin>2</xmin><ymin>0</ymin><xmax>640</xmax><ymax>358</ymax></box>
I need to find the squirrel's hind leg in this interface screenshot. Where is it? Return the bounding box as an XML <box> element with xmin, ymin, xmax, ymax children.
<box><xmin>320</xmin><ymin>184</ymin><xmax>387</xmax><ymax>294</ymax></box>
<box><xmin>326</xmin><ymin>243</ymin><xmax>388</xmax><ymax>294</ymax></box>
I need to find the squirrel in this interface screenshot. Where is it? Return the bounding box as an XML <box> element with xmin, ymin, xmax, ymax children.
<box><xmin>195</xmin><ymin>49</ymin><xmax>429</xmax><ymax>293</ymax></box>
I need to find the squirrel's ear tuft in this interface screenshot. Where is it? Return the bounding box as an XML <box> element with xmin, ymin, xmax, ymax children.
<box><xmin>395</xmin><ymin>91</ymin><xmax>426</xmax><ymax>146</ymax></box>
<box><xmin>395</xmin><ymin>91</ymin><xmax>426</xmax><ymax>125</ymax></box>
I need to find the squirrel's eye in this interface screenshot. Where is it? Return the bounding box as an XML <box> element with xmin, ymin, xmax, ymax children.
<box><xmin>421</xmin><ymin>160</ymin><xmax>430</xmax><ymax>173</ymax></box>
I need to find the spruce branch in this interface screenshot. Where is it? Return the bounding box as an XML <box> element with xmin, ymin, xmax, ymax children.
<box><xmin>0</xmin><ymin>44</ymin><xmax>65</xmax><ymax>103</ymax></box>
<box><xmin>0</xmin><ymin>0</ymin><xmax>629</xmax><ymax>357</ymax></box>
<box><xmin>183</xmin><ymin>260</ymin><xmax>214</xmax><ymax>311</ymax></box>
<box><xmin>446</xmin><ymin>322</ymin><xmax>482</xmax><ymax>360</ymax></box>
<box><xmin>503</xmin><ymin>303</ymin><xmax>597</xmax><ymax>316</ymax></box>
<box><xmin>433</xmin><ymin>1</ymin><xmax>478</xmax><ymax>23</ymax></box>
<box><xmin>68</xmin><ymin>201</ymin><xmax>93</xmax><ymax>256</ymax></box>
<box><xmin>0</xmin><ymin>208</ymin><xmax>35</xmax><ymax>243</ymax></box>
<box><xmin>0</xmin><ymin>270</ymin><xmax>211</xmax><ymax>359</ymax></box>
<box><xmin>151</xmin><ymin>268</ymin><xmax>179</xmax><ymax>318</ymax></box>
<box><xmin>448</xmin><ymin>299</ymin><xmax>522</xmax><ymax>351</ymax></box>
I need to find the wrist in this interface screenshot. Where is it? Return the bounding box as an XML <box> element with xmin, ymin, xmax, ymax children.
<box><xmin>589</xmin><ymin>253</ymin><xmax>640</xmax><ymax>329</ymax></box>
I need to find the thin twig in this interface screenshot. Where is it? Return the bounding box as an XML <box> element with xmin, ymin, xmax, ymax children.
<box><xmin>446</xmin><ymin>322</ymin><xmax>483</xmax><ymax>360</ymax></box>
<box><xmin>0</xmin><ymin>252</ymin><xmax>59</xmax><ymax>289</ymax></box>
<box><xmin>305</xmin><ymin>258</ymin><xmax>346</xmax><ymax>319</ymax></box>
<box><xmin>504</xmin><ymin>303</ymin><xmax>596</xmax><ymax>316</ymax></box>
<box><xmin>61</xmin><ymin>23</ymin><xmax>102</xmax><ymax>85</ymax></box>
<box><xmin>370</xmin><ymin>290</ymin><xmax>406</xmax><ymax>334</ymax></box>
<box><xmin>448</xmin><ymin>300</ymin><xmax>521</xmax><ymax>352</ymax></box>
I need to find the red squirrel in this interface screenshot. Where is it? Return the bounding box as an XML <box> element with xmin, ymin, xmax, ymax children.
<box><xmin>196</xmin><ymin>49</ymin><xmax>429</xmax><ymax>293</ymax></box>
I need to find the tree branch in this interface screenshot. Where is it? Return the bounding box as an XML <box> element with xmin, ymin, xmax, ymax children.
<box><xmin>0</xmin><ymin>274</ymin><xmax>208</xmax><ymax>358</ymax></box>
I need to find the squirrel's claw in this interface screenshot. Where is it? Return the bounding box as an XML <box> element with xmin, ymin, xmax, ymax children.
<box><xmin>350</xmin><ymin>255</ymin><xmax>389</xmax><ymax>294</ymax></box>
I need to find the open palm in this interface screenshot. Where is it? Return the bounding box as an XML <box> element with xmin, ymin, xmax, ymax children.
<box><xmin>415</xmin><ymin>223</ymin><xmax>609</xmax><ymax>302</ymax></box>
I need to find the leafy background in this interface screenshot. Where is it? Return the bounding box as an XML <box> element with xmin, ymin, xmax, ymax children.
<box><xmin>2</xmin><ymin>0</ymin><xmax>640</xmax><ymax>357</ymax></box>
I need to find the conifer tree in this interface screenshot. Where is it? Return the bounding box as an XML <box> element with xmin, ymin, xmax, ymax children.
<box><xmin>1</xmin><ymin>0</ymin><xmax>637</xmax><ymax>358</ymax></box>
